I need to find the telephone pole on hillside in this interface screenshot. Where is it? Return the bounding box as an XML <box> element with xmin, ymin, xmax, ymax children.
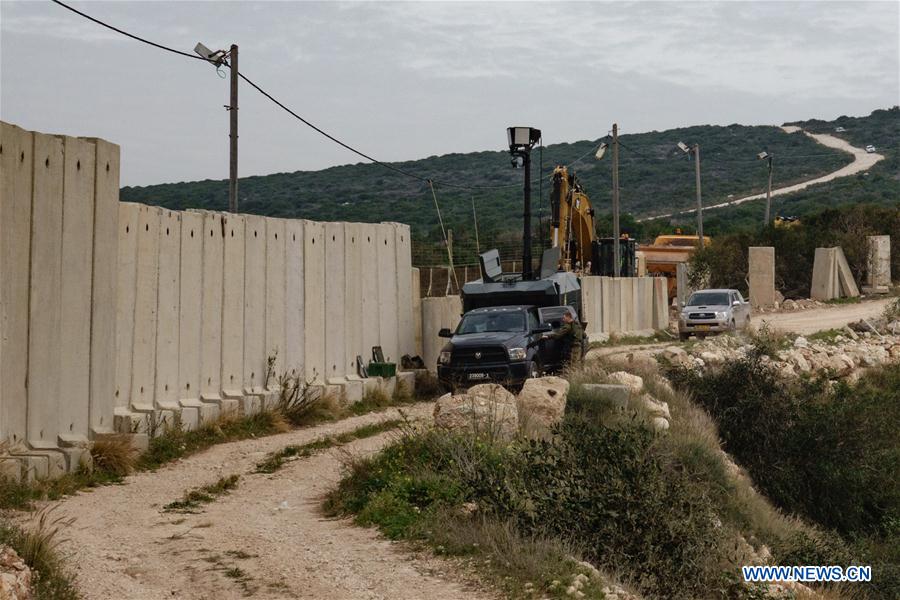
<box><xmin>612</xmin><ymin>123</ymin><xmax>621</xmax><ymax>275</ymax></box>
<box><xmin>228</xmin><ymin>44</ymin><xmax>239</xmax><ymax>213</ymax></box>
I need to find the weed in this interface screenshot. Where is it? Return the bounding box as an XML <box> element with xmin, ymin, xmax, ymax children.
<box><xmin>0</xmin><ymin>509</ymin><xmax>80</xmax><ymax>600</ymax></box>
<box><xmin>163</xmin><ymin>474</ymin><xmax>240</xmax><ymax>513</ymax></box>
<box><xmin>824</xmin><ymin>296</ymin><xmax>861</xmax><ymax>305</ymax></box>
<box><xmin>90</xmin><ymin>434</ymin><xmax>137</xmax><ymax>477</ymax></box>
<box><xmin>884</xmin><ymin>297</ymin><xmax>900</xmax><ymax>322</ymax></box>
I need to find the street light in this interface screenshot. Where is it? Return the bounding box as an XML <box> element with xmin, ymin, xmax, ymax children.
<box><xmin>507</xmin><ymin>126</ymin><xmax>541</xmax><ymax>280</ymax></box>
<box><xmin>758</xmin><ymin>151</ymin><xmax>774</xmax><ymax>224</ymax></box>
<box><xmin>677</xmin><ymin>141</ymin><xmax>704</xmax><ymax>249</ymax></box>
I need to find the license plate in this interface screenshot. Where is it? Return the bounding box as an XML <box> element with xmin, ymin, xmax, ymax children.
<box><xmin>468</xmin><ymin>373</ymin><xmax>489</xmax><ymax>380</ymax></box>
<box><xmin>695</xmin><ymin>325</ymin><xmax>711</xmax><ymax>331</ymax></box>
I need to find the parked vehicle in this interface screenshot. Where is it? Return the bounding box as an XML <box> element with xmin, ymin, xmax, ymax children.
<box><xmin>436</xmin><ymin>305</ymin><xmax>583</xmax><ymax>392</ymax></box>
<box><xmin>678</xmin><ymin>289</ymin><xmax>751</xmax><ymax>341</ymax></box>
<box><xmin>866</xmin><ymin>145</ymin><xmax>876</xmax><ymax>153</ymax></box>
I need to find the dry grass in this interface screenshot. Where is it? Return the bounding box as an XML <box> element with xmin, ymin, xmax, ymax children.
<box><xmin>0</xmin><ymin>508</ymin><xmax>80</xmax><ymax>600</ymax></box>
<box><xmin>90</xmin><ymin>434</ymin><xmax>137</xmax><ymax>477</ymax></box>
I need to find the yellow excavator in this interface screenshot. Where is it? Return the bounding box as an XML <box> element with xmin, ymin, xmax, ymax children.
<box><xmin>549</xmin><ymin>166</ymin><xmax>596</xmax><ymax>271</ymax></box>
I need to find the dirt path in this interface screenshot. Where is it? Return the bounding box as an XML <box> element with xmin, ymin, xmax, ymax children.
<box><xmin>41</xmin><ymin>403</ymin><xmax>492</xmax><ymax>600</ymax></box>
<box><xmin>752</xmin><ymin>298</ymin><xmax>893</xmax><ymax>335</ymax></box>
<box><xmin>640</xmin><ymin>127</ymin><xmax>885</xmax><ymax>221</ymax></box>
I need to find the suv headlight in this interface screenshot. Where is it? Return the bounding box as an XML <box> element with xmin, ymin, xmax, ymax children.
<box><xmin>508</xmin><ymin>347</ymin><xmax>527</xmax><ymax>361</ymax></box>
<box><xmin>715</xmin><ymin>311</ymin><xmax>727</xmax><ymax>320</ymax></box>
<box><xmin>439</xmin><ymin>351</ymin><xmax>451</xmax><ymax>365</ymax></box>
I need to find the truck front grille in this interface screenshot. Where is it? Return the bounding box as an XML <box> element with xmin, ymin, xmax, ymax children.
<box><xmin>451</xmin><ymin>347</ymin><xmax>508</xmax><ymax>366</ymax></box>
<box><xmin>689</xmin><ymin>312</ymin><xmax>716</xmax><ymax>319</ymax></box>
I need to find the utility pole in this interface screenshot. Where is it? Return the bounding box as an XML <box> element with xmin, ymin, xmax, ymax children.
<box><xmin>522</xmin><ymin>149</ymin><xmax>533</xmax><ymax>280</ymax></box>
<box><xmin>472</xmin><ymin>197</ymin><xmax>481</xmax><ymax>255</ymax></box>
<box><xmin>612</xmin><ymin>123</ymin><xmax>621</xmax><ymax>275</ymax></box>
<box><xmin>693</xmin><ymin>143</ymin><xmax>704</xmax><ymax>249</ymax></box>
<box><xmin>764</xmin><ymin>155</ymin><xmax>773</xmax><ymax>224</ymax></box>
<box><xmin>228</xmin><ymin>44</ymin><xmax>239</xmax><ymax>213</ymax></box>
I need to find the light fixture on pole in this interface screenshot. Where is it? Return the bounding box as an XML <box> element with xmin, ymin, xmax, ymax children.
<box><xmin>677</xmin><ymin>141</ymin><xmax>704</xmax><ymax>249</ymax></box>
<box><xmin>757</xmin><ymin>151</ymin><xmax>774</xmax><ymax>224</ymax></box>
<box><xmin>507</xmin><ymin>126</ymin><xmax>542</xmax><ymax>280</ymax></box>
<box><xmin>196</xmin><ymin>41</ymin><xmax>239</xmax><ymax>213</ymax></box>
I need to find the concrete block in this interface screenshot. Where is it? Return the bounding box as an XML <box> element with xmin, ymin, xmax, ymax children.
<box><xmin>411</xmin><ymin>267</ymin><xmax>423</xmax><ymax>357</ymax></box>
<box><xmin>325</xmin><ymin>222</ymin><xmax>346</xmax><ymax>380</ymax></box>
<box><xmin>200</xmin><ymin>212</ymin><xmax>224</xmax><ymax>401</ymax></box>
<box><xmin>0</xmin><ymin>458</ymin><xmax>22</xmax><ymax>483</ymax></box>
<box><xmin>89</xmin><ymin>138</ymin><xmax>120</xmax><ymax>434</ymax></box>
<box><xmin>834</xmin><ymin>247</ymin><xmax>860</xmax><ymax>297</ymax></box>
<box><xmin>651</xmin><ymin>277</ymin><xmax>668</xmax><ymax>330</ymax></box>
<box><xmin>1</xmin><ymin>123</ymin><xmax>33</xmax><ymax>445</ymax></box>
<box><xmin>243</xmin><ymin>215</ymin><xmax>267</xmax><ymax>394</ymax></box>
<box><xmin>265</xmin><ymin>218</ymin><xmax>286</xmax><ymax>386</ymax></box>
<box><xmin>178</xmin><ymin>211</ymin><xmax>203</xmax><ymax>403</ymax></box>
<box><xmin>340</xmin><ymin>378</ymin><xmax>364</xmax><ymax>404</ymax></box>
<box><xmin>27</xmin><ymin>131</ymin><xmax>64</xmax><ymax>447</ymax></box>
<box><xmin>18</xmin><ymin>453</ymin><xmax>50</xmax><ymax>482</ymax></box>
<box><xmin>178</xmin><ymin>406</ymin><xmax>200</xmax><ymax>432</ymax></box>
<box><xmin>377</xmin><ymin>223</ymin><xmax>400</xmax><ymax>363</ymax></box>
<box><xmin>303</xmin><ymin>221</ymin><xmax>326</xmax><ymax>382</ymax></box>
<box><xmin>155</xmin><ymin>209</ymin><xmax>181</xmax><ymax>409</ymax></box>
<box><xmin>360</xmin><ymin>224</ymin><xmax>380</xmax><ymax>366</ymax></box>
<box><xmin>59</xmin><ymin>136</ymin><xmax>95</xmax><ymax>440</ymax></box>
<box><xmin>865</xmin><ymin>235</ymin><xmax>891</xmax><ymax>289</ymax></box>
<box><xmin>343</xmin><ymin>223</ymin><xmax>364</xmax><ymax>378</ymax></box>
<box><xmin>581</xmin><ymin>276</ymin><xmax>603</xmax><ymax>337</ymax></box>
<box><xmin>242</xmin><ymin>394</ymin><xmax>263</xmax><ymax>416</ymax></box>
<box><xmin>361</xmin><ymin>377</ymin><xmax>382</xmax><ymax>396</ymax></box>
<box><xmin>394</xmin><ymin>224</ymin><xmax>415</xmax><ymax>359</ymax></box>
<box><xmin>221</xmin><ymin>213</ymin><xmax>245</xmax><ymax>397</ymax></box>
<box><xmin>811</xmin><ymin>248</ymin><xmax>838</xmax><ymax>301</ymax></box>
<box><xmin>130</xmin><ymin>204</ymin><xmax>161</xmax><ymax>409</ymax></box>
<box><xmin>115</xmin><ymin>202</ymin><xmax>140</xmax><ymax>409</ymax></box>
<box><xmin>397</xmin><ymin>370</ymin><xmax>416</xmax><ymax>396</ymax></box>
<box><xmin>284</xmin><ymin>220</ymin><xmax>304</xmax><ymax>377</ymax></box>
<box><xmin>748</xmin><ymin>247</ymin><xmax>776</xmax><ymax>309</ymax></box>
<box><xmin>60</xmin><ymin>447</ymin><xmax>91</xmax><ymax>472</ymax></box>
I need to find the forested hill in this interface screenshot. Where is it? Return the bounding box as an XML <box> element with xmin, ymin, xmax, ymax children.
<box><xmin>120</xmin><ymin>109</ymin><xmax>894</xmax><ymax>251</ymax></box>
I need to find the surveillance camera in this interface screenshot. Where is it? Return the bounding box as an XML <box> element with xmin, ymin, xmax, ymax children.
<box><xmin>757</xmin><ymin>151</ymin><xmax>769</xmax><ymax>160</ymax></box>
<box><xmin>194</xmin><ymin>42</ymin><xmax>225</xmax><ymax>65</ymax></box>
<box><xmin>677</xmin><ymin>142</ymin><xmax>690</xmax><ymax>154</ymax></box>
<box><xmin>595</xmin><ymin>143</ymin><xmax>608</xmax><ymax>160</ymax></box>
<box><xmin>510</xmin><ymin>155</ymin><xmax>525</xmax><ymax>169</ymax></box>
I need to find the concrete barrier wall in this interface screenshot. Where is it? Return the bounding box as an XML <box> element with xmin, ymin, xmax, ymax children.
<box><xmin>421</xmin><ymin>295</ymin><xmax>463</xmax><ymax>373</ymax></box>
<box><xmin>582</xmin><ymin>276</ymin><xmax>669</xmax><ymax>341</ymax></box>
<box><xmin>1</xmin><ymin>121</ymin><xmax>420</xmax><ymax>479</ymax></box>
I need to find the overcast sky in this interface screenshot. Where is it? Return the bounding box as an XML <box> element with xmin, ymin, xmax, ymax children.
<box><xmin>2</xmin><ymin>1</ymin><xmax>897</xmax><ymax>187</ymax></box>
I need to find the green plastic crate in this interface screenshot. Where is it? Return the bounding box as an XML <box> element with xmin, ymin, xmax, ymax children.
<box><xmin>367</xmin><ymin>362</ymin><xmax>396</xmax><ymax>378</ymax></box>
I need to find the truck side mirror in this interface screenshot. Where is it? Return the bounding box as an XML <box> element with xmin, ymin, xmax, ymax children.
<box><xmin>438</xmin><ymin>328</ymin><xmax>453</xmax><ymax>338</ymax></box>
<box><xmin>532</xmin><ymin>323</ymin><xmax>552</xmax><ymax>334</ymax></box>
<box><xmin>732</xmin><ymin>300</ymin><xmax>741</xmax><ymax>306</ymax></box>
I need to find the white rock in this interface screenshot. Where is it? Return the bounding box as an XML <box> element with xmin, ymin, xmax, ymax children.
<box><xmin>517</xmin><ymin>377</ymin><xmax>569</xmax><ymax>440</ymax></box>
<box><xmin>433</xmin><ymin>385</ymin><xmax>519</xmax><ymax>441</ymax></box>
<box><xmin>793</xmin><ymin>336</ymin><xmax>809</xmax><ymax>349</ymax></box>
<box><xmin>606</xmin><ymin>371</ymin><xmax>644</xmax><ymax>394</ymax></box>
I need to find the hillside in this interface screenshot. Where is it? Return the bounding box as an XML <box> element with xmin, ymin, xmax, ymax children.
<box><xmin>119</xmin><ymin>116</ymin><xmax>863</xmax><ymax>258</ymax></box>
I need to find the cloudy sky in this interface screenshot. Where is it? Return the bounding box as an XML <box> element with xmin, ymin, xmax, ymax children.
<box><xmin>2</xmin><ymin>1</ymin><xmax>897</xmax><ymax>187</ymax></box>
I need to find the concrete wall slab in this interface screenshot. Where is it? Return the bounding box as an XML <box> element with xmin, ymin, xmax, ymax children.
<box><xmin>115</xmin><ymin>203</ymin><xmax>140</xmax><ymax>408</ymax></box>
<box><xmin>265</xmin><ymin>218</ymin><xmax>286</xmax><ymax>386</ymax></box>
<box><xmin>221</xmin><ymin>213</ymin><xmax>245</xmax><ymax>398</ymax></box>
<box><xmin>284</xmin><ymin>220</ymin><xmax>304</xmax><ymax>377</ymax></box>
<box><xmin>394</xmin><ymin>224</ymin><xmax>415</xmax><ymax>359</ymax></box>
<box><xmin>303</xmin><ymin>221</ymin><xmax>325</xmax><ymax>382</ymax></box>
<box><xmin>359</xmin><ymin>224</ymin><xmax>380</xmax><ymax>367</ymax></box>
<box><xmin>154</xmin><ymin>209</ymin><xmax>181</xmax><ymax>409</ymax></box>
<box><xmin>343</xmin><ymin>223</ymin><xmax>363</xmax><ymax>377</ymax></box>
<box><xmin>130</xmin><ymin>205</ymin><xmax>161</xmax><ymax>411</ymax></box>
<box><xmin>243</xmin><ymin>215</ymin><xmax>267</xmax><ymax>394</ymax></box>
<box><xmin>200</xmin><ymin>212</ymin><xmax>224</xmax><ymax>401</ymax></box>
<box><xmin>377</xmin><ymin>223</ymin><xmax>399</xmax><ymax>363</ymax></box>
<box><xmin>178</xmin><ymin>212</ymin><xmax>203</xmax><ymax>404</ymax></box>
<box><xmin>324</xmin><ymin>222</ymin><xmax>346</xmax><ymax>380</ymax></box>
<box><xmin>811</xmin><ymin>248</ymin><xmax>837</xmax><ymax>301</ymax></box>
<box><xmin>748</xmin><ymin>247</ymin><xmax>776</xmax><ymax>309</ymax></box>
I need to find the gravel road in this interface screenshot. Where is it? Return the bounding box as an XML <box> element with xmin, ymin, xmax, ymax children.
<box><xmin>751</xmin><ymin>297</ymin><xmax>893</xmax><ymax>335</ymax></box>
<box><xmin>41</xmin><ymin>403</ymin><xmax>492</xmax><ymax>600</ymax></box>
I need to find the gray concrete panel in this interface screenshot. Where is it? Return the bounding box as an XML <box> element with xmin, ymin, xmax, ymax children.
<box><xmin>178</xmin><ymin>211</ymin><xmax>203</xmax><ymax>403</ymax></box>
<box><xmin>26</xmin><ymin>132</ymin><xmax>64</xmax><ymax>447</ymax></box>
<box><xmin>394</xmin><ymin>224</ymin><xmax>414</xmax><ymax>358</ymax></box>
<box><xmin>243</xmin><ymin>215</ymin><xmax>267</xmax><ymax>393</ymax></box>
<box><xmin>284</xmin><ymin>220</ymin><xmax>304</xmax><ymax>377</ymax></box>
<box><xmin>376</xmin><ymin>223</ymin><xmax>399</xmax><ymax>363</ymax></box>
<box><xmin>303</xmin><ymin>221</ymin><xmax>325</xmax><ymax>382</ymax></box>
<box><xmin>343</xmin><ymin>223</ymin><xmax>363</xmax><ymax>377</ymax></box>
<box><xmin>359</xmin><ymin>224</ymin><xmax>380</xmax><ymax>369</ymax></box>
<box><xmin>265</xmin><ymin>218</ymin><xmax>286</xmax><ymax>385</ymax></box>
<box><xmin>200</xmin><ymin>212</ymin><xmax>224</xmax><ymax>401</ymax></box>
<box><xmin>325</xmin><ymin>222</ymin><xmax>346</xmax><ymax>380</ymax></box>
<box><xmin>154</xmin><ymin>209</ymin><xmax>181</xmax><ymax>409</ymax></box>
<box><xmin>811</xmin><ymin>248</ymin><xmax>837</xmax><ymax>301</ymax></box>
<box><xmin>130</xmin><ymin>205</ymin><xmax>161</xmax><ymax>411</ymax></box>
<box><xmin>58</xmin><ymin>136</ymin><xmax>95</xmax><ymax>440</ymax></box>
<box><xmin>1</xmin><ymin>123</ymin><xmax>34</xmax><ymax>444</ymax></box>
<box><xmin>88</xmin><ymin>139</ymin><xmax>119</xmax><ymax>434</ymax></box>
<box><xmin>115</xmin><ymin>203</ymin><xmax>140</xmax><ymax>408</ymax></box>
<box><xmin>748</xmin><ymin>247</ymin><xmax>776</xmax><ymax>309</ymax></box>
<box><xmin>221</xmin><ymin>213</ymin><xmax>245</xmax><ymax>398</ymax></box>
<box><xmin>411</xmin><ymin>267</ymin><xmax>422</xmax><ymax>357</ymax></box>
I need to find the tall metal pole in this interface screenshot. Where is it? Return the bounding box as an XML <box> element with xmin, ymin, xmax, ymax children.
<box><xmin>764</xmin><ymin>156</ymin><xmax>773</xmax><ymax>225</ymax></box>
<box><xmin>694</xmin><ymin>143</ymin><xmax>704</xmax><ymax>249</ymax></box>
<box><xmin>522</xmin><ymin>151</ymin><xmax>533</xmax><ymax>280</ymax></box>
<box><xmin>612</xmin><ymin>123</ymin><xmax>621</xmax><ymax>275</ymax></box>
<box><xmin>228</xmin><ymin>44</ymin><xmax>239</xmax><ymax>213</ymax></box>
<box><xmin>472</xmin><ymin>197</ymin><xmax>481</xmax><ymax>255</ymax></box>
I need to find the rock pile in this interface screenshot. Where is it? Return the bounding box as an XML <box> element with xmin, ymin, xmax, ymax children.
<box><xmin>583</xmin><ymin>372</ymin><xmax>672</xmax><ymax>433</ymax></box>
<box><xmin>0</xmin><ymin>546</ymin><xmax>32</xmax><ymax>600</ymax></box>
<box><xmin>433</xmin><ymin>383</ymin><xmax>519</xmax><ymax>441</ymax></box>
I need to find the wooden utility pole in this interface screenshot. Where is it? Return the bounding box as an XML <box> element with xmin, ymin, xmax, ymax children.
<box><xmin>693</xmin><ymin>143</ymin><xmax>704</xmax><ymax>249</ymax></box>
<box><xmin>228</xmin><ymin>44</ymin><xmax>239</xmax><ymax>213</ymax></box>
<box><xmin>612</xmin><ymin>123</ymin><xmax>621</xmax><ymax>275</ymax></box>
<box><xmin>764</xmin><ymin>155</ymin><xmax>774</xmax><ymax>224</ymax></box>
<box><xmin>472</xmin><ymin>197</ymin><xmax>480</xmax><ymax>255</ymax></box>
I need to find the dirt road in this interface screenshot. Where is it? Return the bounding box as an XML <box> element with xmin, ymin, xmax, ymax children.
<box><xmin>640</xmin><ymin>127</ymin><xmax>885</xmax><ymax>221</ymax></box>
<box><xmin>42</xmin><ymin>403</ymin><xmax>490</xmax><ymax>600</ymax></box>
<box><xmin>752</xmin><ymin>298</ymin><xmax>893</xmax><ymax>335</ymax></box>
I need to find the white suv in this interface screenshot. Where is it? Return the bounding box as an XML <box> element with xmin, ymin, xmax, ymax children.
<box><xmin>678</xmin><ymin>289</ymin><xmax>751</xmax><ymax>340</ymax></box>
<box><xmin>866</xmin><ymin>145</ymin><xmax>876</xmax><ymax>153</ymax></box>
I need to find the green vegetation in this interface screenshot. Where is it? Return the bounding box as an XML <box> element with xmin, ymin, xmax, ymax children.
<box><xmin>0</xmin><ymin>510</ymin><xmax>79</xmax><ymax>600</ymax></box>
<box><xmin>588</xmin><ymin>330</ymin><xmax>673</xmax><ymax>348</ymax></box>
<box><xmin>324</xmin><ymin>362</ymin><xmax>858</xmax><ymax>599</ymax></box>
<box><xmin>254</xmin><ymin>419</ymin><xmax>402</xmax><ymax>474</ymax></box>
<box><xmin>163</xmin><ymin>474</ymin><xmax>241</xmax><ymax>513</ymax></box>
<box><xmin>121</xmin><ymin>112</ymin><xmax>891</xmax><ymax>265</ymax></box>
<box><xmin>666</xmin><ymin>359</ymin><xmax>900</xmax><ymax>598</ymax></box>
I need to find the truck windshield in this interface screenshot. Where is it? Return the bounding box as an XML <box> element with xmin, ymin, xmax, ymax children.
<box><xmin>687</xmin><ymin>292</ymin><xmax>729</xmax><ymax>306</ymax></box>
<box><xmin>457</xmin><ymin>312</ymin><xmax>525</xmax><ymax>334</ymax></box>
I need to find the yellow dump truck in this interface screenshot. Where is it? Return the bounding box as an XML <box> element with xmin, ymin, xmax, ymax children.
<box><xmin>638</xmin><ymin>234</ymin><xmax>711</xmax><ymax>300</ymax></box>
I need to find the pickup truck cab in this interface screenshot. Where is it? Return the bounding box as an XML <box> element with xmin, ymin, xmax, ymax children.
<box><xmin>678</xmin><ymin>288</ymin><xmax>751</xmax><ymax>340</ymax></box>
<box><xmin>436</xmin><ymin>305</ymin><xmax>581</xmax><ymax>392</ymax></box>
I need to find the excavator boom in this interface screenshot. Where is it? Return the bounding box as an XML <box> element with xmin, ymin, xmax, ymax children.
<box><xmin>550</xmin><ymin>166</ymin><xmax>596</xmax><ymax>271</ymax></box>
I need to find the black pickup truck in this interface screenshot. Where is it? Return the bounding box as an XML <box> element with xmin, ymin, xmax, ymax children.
<box><xmin>436</xmin><ymin>304</ymin><xmax>584</xmax><ymax>392</ymax></box>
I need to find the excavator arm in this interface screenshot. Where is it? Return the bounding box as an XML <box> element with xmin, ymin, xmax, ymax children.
<box><xmin>550</xmin><ymin>166</ymin><xmax>596</xmax><ymax>271</ymax></box>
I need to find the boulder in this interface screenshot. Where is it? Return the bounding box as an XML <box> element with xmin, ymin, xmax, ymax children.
<box><xmin>517</xmin><ymin>377</ymin><xmax>569</xmax><ymax>439</ymax></box>
<box><xmin>607</xmin><ymin>371</ymin><xmax>644</xmax><ymax>394</ymax></box>
<box><xmin>433</xmin><ymin>384</ymin><xmax>518</xmax><ymax>441</ymax></box>
<box><xmin>699</xmin><ymin>351</ymin><xmax>724</xmax><ymax>366</ymax></box>
<box><xmin>793</xmin><ymin>336</ymin><xmax>809</xmax><ymax>349</ymax></box>
<box><xmin>638</xmin><ymin>394</ymin><xmax>671</xmax><ymax>419</ymax></box>
<box><xmin>0</xmin><ymin>546</ymin><xmax>32</xmax><ymax>600</ymax></box>
<box><xmin>650</xmin><ymin>417</ymin><xmax>670</xmax><ymax>432</ymax></box>
<box><xmin>580</xmin><ymin>384</ymin><xmax>630</xmax><ymax>412</ymax></box>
